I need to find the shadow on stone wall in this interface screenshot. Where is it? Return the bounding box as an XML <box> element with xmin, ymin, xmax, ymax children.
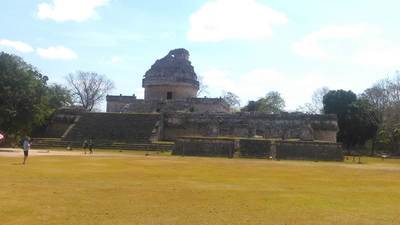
<box><xmin>173</xmin><ymin>137</ymin><xmax>343</xmax><ymax>162</ymax></box>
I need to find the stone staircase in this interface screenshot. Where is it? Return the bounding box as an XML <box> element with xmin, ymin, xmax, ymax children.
<box><xmin>63</xmin><ymin>112</ymin><xmax>160</xmax><ymax>143</ymax></box>
<box><xmin>31</xmin><ymin>138</ymin><xmax>173</xmax><ymax>151</ymax></box>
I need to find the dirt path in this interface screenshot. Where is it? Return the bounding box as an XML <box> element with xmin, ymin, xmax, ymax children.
<box><xmin>2</xmin><ymin>148</ymin><xmax>400</xmax><ymax>172</ymax></box>
<box><xmin>0</xmin><ymin>148</ymin><xmax>148</xmax><ymax>158</ymax></box>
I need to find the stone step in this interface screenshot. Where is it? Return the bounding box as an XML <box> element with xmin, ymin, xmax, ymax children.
<box><xmin>63</xmin><ymin>113</ymin><xmax>160</xmax><ymax>143</ymax></box>
<box><xmin>31</xmin><ymin>138</ymin><xmax>173</xmax><ymax>151</ymax></box>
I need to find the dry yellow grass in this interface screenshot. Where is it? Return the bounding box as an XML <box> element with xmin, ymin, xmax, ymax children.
<box><xmin>1</xmin><ymin>154</ymin><xmax>399</xmax><ymax>225</ymax></box>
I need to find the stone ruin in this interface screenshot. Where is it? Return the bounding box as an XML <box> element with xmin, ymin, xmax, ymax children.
<box><xmin>143</xmin><ymin>48</ymin><xmax>199</xmax><ymax>101</ymax></box>
<box><xmin>107</xmin><ymin>48</ymin><xmax>229</xmax><ymax>113</ymax></box>
<box><xmin>51</xmin><ymin>48</ymin><xmax>339</xmax><ymax>143</ymax></box>
<box><xmin>36</xmin><ymin>48</ymin><xmax>341</xmax><ymax>160</ymax></box>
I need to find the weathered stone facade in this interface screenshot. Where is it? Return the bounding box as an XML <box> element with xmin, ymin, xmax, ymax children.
<box><xmin>143</xmin><ymin>48</ymin><xmax>199</xmax><ymax>101</ymax></box>
<box><xmin>106</xmin><ymin>95</ymin><xmax>138</xmax><ymax>113</ymax></box>
<box><xmin>106</xmin><ymin>97</ymin><xmax>229</xmax><ymax>113</ymax></box>
<box><xmin>173</xmin><ymin>137</ymin><xmax>235</xmax><ymax>158</ymax></box>
<box><xmin>173</xmin><ymin>137</ymin><xmax>343</xmax><ymax>161</ymax></box>
<box><xmin>106</xmin><ymin>48</ymin><xmax>228</xmax><ymax>113</ymax></box>
<box><xmin>161</xmin><ymin>112</ymin><xmax>338</xmax><ymax>142</ymax></box>
<box><xmin>42</xmin><ymin>110</ymin><xmax>337</xmax><ymax>144</ymax></box>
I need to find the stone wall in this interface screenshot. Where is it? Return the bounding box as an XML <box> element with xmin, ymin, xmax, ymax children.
<box><xmin>173</xmin><ymin>137</ymin><xmax>235</xmax><ymax>158</ymax></box>
<box><xmin>313</xmin><ymin>130</ymin><xmax>337</xmax><ymax>143</ymax></box>
<box><xmin>144</xmin><ymin>84</ymin><xmax>197</xmax><ymax>101</ymax></box>
<box><xmin>107</xmin><ymin>98</ymin><xmax>229</xmax><ymax>113</ymax></box>
<box><xmin>106</xmin><ymin>95</ymin><xmax>138</xmax><ymax>113</ymax></box>
<box><xmin>275</xmin><ymin>141</ymin><xmax>343</xmax><ymax>161</ymax></box>
<box><xmin>239</xmin><ymin>139</ymin><xmax>272</xmax><ymax>158</ymax></box>
<box><xmin>163</xmin><ymin>112</ymin><xmax>338</xmax><ymax>142</ymax></box>
<box><xmin>173</xmin><ymin>137</ymin><xmax>343</xmax><ymax>161</ymax></box>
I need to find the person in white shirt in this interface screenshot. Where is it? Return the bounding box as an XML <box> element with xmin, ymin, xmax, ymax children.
<box><xmin>22</xmin><ymin>137</ymin><xmax>30</xmax><ymax>165</ymax></box>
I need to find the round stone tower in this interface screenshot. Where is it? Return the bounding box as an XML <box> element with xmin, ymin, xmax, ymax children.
<box><xmin>142</xmin><ymin>48</ymin><xmax>199</xmax><ymax>101</ymax></box>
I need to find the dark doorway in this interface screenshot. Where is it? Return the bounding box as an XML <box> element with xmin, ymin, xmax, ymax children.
<box><xmin>167</xmin><ymin>92</ymin><xmax>173</xmax><ymax>100</ymax></box>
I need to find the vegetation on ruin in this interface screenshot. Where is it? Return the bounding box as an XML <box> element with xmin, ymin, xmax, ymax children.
<box><xmin>1</xmin><ymin>153</ymin><xmax>399</xmax><ymax>225</ymax></box>
<box><xmin>242</xmin><ymin>91</ymin><xmax>286</xmax><ymax>114</ymax></box>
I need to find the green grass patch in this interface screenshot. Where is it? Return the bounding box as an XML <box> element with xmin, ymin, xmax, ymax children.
<box><xmin>1</xmin><ymin>155</ymin><xmax>400</xmax><ymax>225</ymax></box>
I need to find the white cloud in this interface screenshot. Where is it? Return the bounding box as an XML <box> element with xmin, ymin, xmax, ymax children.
<box><xmin>187</xmin><ymin>0</ymin><xmax>288</xmax><ymax>42</ymax></box>
<box><xmin>134</xmin><ymin>88</ymin><xmax>144</xmax><ymax>99</ymax></box>
<box><xmin>37</xmin><ymin>46</ymin><xmax>78</xmax><ymax>60</ymax></box>
<box><xmin>37</xmin><ymin>0</ymin><xmax>109</xmax><ymax>22</ymax></box>
<box><xmin>200</xmin><ymin>68</ymin><xmax>354</xmax><ymax>110</ymax></box>
<box><xmin>110</xmin><ymin>56</ymin><xmax>122</xmax><ymax>64</ymax></box>
<box><xmin>293</xmin><ymin>24</ymin><xmax>374</xmax><ymax>60</ymax></box>
<box><xmin>293</xmin><ymin>24</ymin><xmax>400</xmax><ymax>69</ymax></box>
<box><xmin>352</xmin><ymin>39</ymin><xmax>400</xmax><ymax>68</ymax></box>
<box><xmin>0</xmin><ymin>39</ymin><xmax>34</xmax><ymax>53</ymax></box>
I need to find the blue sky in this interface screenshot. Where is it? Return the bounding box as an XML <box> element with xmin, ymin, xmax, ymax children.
<box><xmin>1</xmin><ymin>0</ymin><xmax>400</xmax><ymax>110</ymax></box>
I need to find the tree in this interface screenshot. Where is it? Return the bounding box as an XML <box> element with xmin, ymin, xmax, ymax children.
<box><xmin>66</xmin><ymin>71</ymin><xmax>114</xmax><ymax>111</ymax></box>
<box><xmin>360</xmin><ymin>81</ymin><xmax>390</xmax><ymax>111</ymax></box>
<box><xmin>197</xmin><ymin>75</ymin><xmax>209</xmax><ymax>97</ymax></box>
<box><xmin>47</xmin><ymin>84</ymin><xmax>73</xmax><ymax>109</ymax></box>
<box><xmin>379</xmin><ymin>104</ymin><xmax>400</xmax><ymax>153</ymax></box>
<box><xmin>323</xmin><ymin>90</ymin><xmax>378</xmax><ymax>150</ymax></box>
<box><xmin>323</xmin><ymin>90</ymin><xmax>357</xmax><ymax>149</ymax></box>
<box><xmin>323</xmin><ymin>90</ymin><xmax>357</xmax><ymax>115</ymax></box>
<box><xmin>242</xmin><ymin>91</ymin><xmax>285</xmax><ymax>113</ymax></box>
<box><xmin>386</xmin><ymin>71</ymin><xmax>400</xmax><ymax>103</ymax></box>
<box><xmin>339</xmin><ymin>100</ymin><xmax>379</xmax><ymax>150</ymax></box>
<box><xmin>222</xmin><ymin>91</ymin><xmax>240</xmax><ymax>111</ymax></box>
<box><xmin>297</xmin><ymin>87</ymin><xmax>330</xmax><ymax>114</ymax></box>
<box><xmin>360</xmin><ymin>73</ymin><xmax>400</xmax><ymax>154</ymax></box>
<box><xmin>243</xmin><ymin>101</ymin><xmax>258</xmax><ymax>112</ymax></box>
<box><xmin>0</xmin><ymin>52</ymin><xmax>67</xmax><ymax>136</ymax></box>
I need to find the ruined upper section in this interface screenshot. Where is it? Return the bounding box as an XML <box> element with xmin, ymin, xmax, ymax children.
<box><xmin>142</xmin><ymin>48</ymin><xmax>199</xmax><ymax>89</ymax></box>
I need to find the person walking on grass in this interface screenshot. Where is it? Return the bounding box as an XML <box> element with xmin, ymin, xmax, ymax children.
<box><xmin>22</xmin><ymin>136</ymin><xmax>30</xmax><ymax>165</ymax></box>
<box><xmin>82</xmin><ymin>139</ymin><xmax>88</xmax><ymax>154</ymax></box>
<box><xmin>88</xmin><ymin>138</ymin><xmax>94</xmax><ymax>154</ymax></box>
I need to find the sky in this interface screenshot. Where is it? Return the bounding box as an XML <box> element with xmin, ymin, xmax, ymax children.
<box><xmin>1</xmin><ymin>0</ymin><xmax>400</xmax><ymax>111</ymax></box>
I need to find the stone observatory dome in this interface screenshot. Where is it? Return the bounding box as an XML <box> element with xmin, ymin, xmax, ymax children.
<box><xmin>142</xmin><ymin>48</ymin><xmax>200</xmax><ymax>101</ymax></box>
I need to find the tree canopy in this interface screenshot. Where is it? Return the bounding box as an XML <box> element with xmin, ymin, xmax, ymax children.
<box><xmin>222</xmin><ymin>91</ymin><xmax>240</xmax><ymax>111</ymax></box>
<box><xmin>0</xmin><ymin>52</ymin><xmax>71</xmax><ymax>136</ymax></box>
<box><xmin>297</xmin><ymin>87</ymin><xmax>329</xmax><ymax>114</ymax></box>
<box><xmin>323</xmin><ymin>89</ymin><xmax>378</xmax><ymax>149</ymax></box>
<box><xmin>242</xmin><ymin>91</ymin><xmax>285</xmax><ymax>113</ymax></box>
<box><xmin>323</xmin><ymin>90</ymin><xmax>357</xmax><ymax>115</ymax></box>
<box><xmin>66</xmin><ymin>71</ymin><xmax>114</xmax><ymax>111</ymax></box>
<box><xmin>360</xmin><ymin>72</ymin><xmax>400</xmax><ymax>153</ymax></box>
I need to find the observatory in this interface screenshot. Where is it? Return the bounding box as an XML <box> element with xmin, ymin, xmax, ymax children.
<box><xmin>106</xmin><ymin>48</ymin><xmax>229</xmax><ymax>113</ymax></box>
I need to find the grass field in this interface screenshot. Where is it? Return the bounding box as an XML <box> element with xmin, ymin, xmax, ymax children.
<box><xmin>1</xmin><ymin>153</ymin><xmax>400</xmax><ymax>225</ymax></box>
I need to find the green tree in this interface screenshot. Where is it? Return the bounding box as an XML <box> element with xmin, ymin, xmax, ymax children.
<box><xmin>47</xmin><ymin>84</ymin><xmax>73</xmax><ymax>109</ymax></box>
<box><xmin>323</xmin><ymin>90</ymin><xmax>378</xmax><ymax>150</ymax></box>
<box><xmin>0</xmin><ymin>52</ymin><xmax>73</xmax><ymax>139</ymax></box>
<box><xmin>341</xmin><ymin>100</ymin><xmax>379</xmax><ymax>149</ymax></box>
<box><xmin>242</xmin><ymin>91</ymin><xmax>285</xmax><ymax>113</ymax></box>
<box><xmin>360</xmin><ymin>73</ymin><xmax>400</xmax><ymax>154</ymax></box>
<box><xmin>222</xmin><ymin>91</ymin><xmax>240</xmax><ymax>111</ymax></box>
<box><xmin>0</xmin><ymin>52</ymin><xmax>50</xmax><ymax>136</ymax></box>
<box><xmin>242</xmin><ymin>101</ymin><xmax>258</xmax><ymax>112</ymax></box>
<box><xmin>323</xmin><ymin>90</ymin><xmax>357</xmax><ymax>115</ymax></box>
